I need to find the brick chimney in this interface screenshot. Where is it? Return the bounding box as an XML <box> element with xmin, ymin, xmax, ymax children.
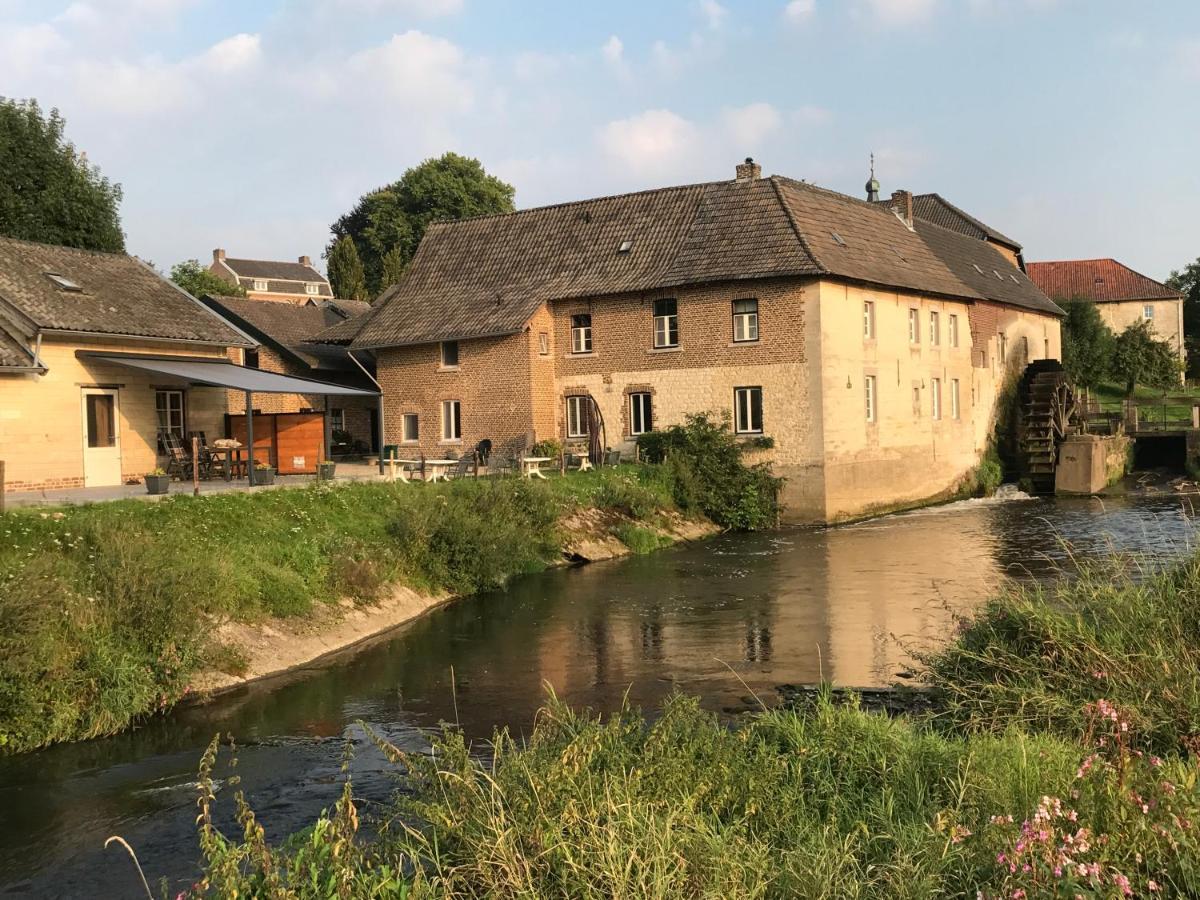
<box><xmin>890</xmin><ymin>190</ymin><xmax>913</xmax><ymax>228</ymax></box>
<box><xmin>212</xmin><ymin>248</ymin><xmax>226</xmax><ymax>263</ymax></box>
<box><xmin>735</xmin><ymin>157</ymin><xmax>762</xmax><ymax>181</ymax></box>
<box><xmin>298</xmin><ymin>255</ymin><xmax>312</xmax><ymax>267</ymax></box>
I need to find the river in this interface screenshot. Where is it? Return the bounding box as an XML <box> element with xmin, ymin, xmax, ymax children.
<box><xmin>0</xmin><ymin>492</ymin><xmax>1195</xmax><ymax>897</ymax></box>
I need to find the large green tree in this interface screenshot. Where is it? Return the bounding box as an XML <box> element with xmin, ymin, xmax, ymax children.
<box><xmin>170</xmin><ymin>259</ymin><xmax>245</xmax><ymax>299</ymax></box>
<box><xmin>1060</xmin><ymin>298</ymin><xmax>1114</xmax><ymax>396</ymax></box>
<box><xmin>0</xmin><ymin>98</ymin><xmax>124</xmax><ymax>251</ymax></box>
<box><xmin>327</xmin><ymin>152</ymin><xmax>515</xmax><ymax>296</ymax></box>
<box><xmin>1112</xmin><ymin>319</ymin><xmax>1181</xmax><ymax>396</ymax></box>
<box><xmin>1166</xmin><ymin>257</ymin><xmax>1200</xmax><ymax>379</ymax></box>
<box><xmin>326</xmin><ymin>236</ymin><xmax>367</xmax><ymax>302</ymax></box>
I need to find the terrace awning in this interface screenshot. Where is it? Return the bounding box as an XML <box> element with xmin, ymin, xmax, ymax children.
<box><xmin>76</xmin><ymin>351</ymin><xmax>379</xmax><ymax>396</ymax></box>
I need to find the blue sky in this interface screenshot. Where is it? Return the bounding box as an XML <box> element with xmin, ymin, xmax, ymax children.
<box><xmin>3</xmin><ymin>0</ymin><xmax>1198</xmax><ymax>280</ymax></box>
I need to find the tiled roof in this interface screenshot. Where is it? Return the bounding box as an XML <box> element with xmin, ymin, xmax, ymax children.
<box><xmin>201</xmin><ymin>295</ymin><xmax>367</xmax><ymax>370</ymax></box>
<box><xmin>225</xmin><ymin>258</ymin><xmax>329</xmax><ymax>284</ymax></box>
<box><xmin>0</xmin><ymin>323</ymin><xmax>35</xmax><ymax>368</ymax></box>
<box><xmin>321</xmin><ymin>298</ymin><xmax>371</xmax><ymax>318</ymax></box>
<box><xmin>910</xmin><ymin>194</ymin><xmax>1022</xmax><ymax>251</ymax></box>
<box><xmin>0</xmin><ymin>236</ymin><xmax>249</xmax><ymax>362</ymax></box>
<box><xmin>354</xmin><ymin>174</ymin><xmax>1051</xmax><ymax>349</ymax></box>
<box><xmin>238</xmin><ymin>277</ymin><xmax>333</xmax><ymax>297</ymax></box>
<box><xmin>916</xmin><ymin>220</ymin><xmax>1062</xmax><ymax>316</ymax></box>
<box><xmin>1026</xmin><ymin>259</ymin><xmax>1182</xmax><ymax>304</ymax></box>
<box><xmin>309</xmin><ymin>305</ymin><xmax>377</xmax><ymax>345</ymax></box>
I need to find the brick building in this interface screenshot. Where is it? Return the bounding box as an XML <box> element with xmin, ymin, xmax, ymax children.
<box><xmin>200</xmin><ymin>295</ymin><xmax>379</xmax><ymax>452</ymax></box>
<box><xmin>347</xmin><ymin>160</ymin><xmax>1063</xmax><ymax>523</ymax></box>
<box><xmin>209</xmin><ymin>249</ymin><xmax>333</xmax><ymax>304</ymax></box>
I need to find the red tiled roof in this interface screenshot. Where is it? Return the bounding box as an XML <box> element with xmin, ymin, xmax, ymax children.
<box><xmin>1026</xmin><ymin>259</ymin><xmax>1181</xmax><ymax>304</ymax></box>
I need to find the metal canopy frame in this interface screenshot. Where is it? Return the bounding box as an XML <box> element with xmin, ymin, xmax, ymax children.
<box><xmin>77</xmin><ymin>351</ymin><xmax>385</xmax><ymax>485</ymax></box>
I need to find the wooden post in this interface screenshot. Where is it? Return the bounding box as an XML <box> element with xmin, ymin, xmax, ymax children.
<box><xmin>191</xmin><ymin>436</ymin><xmax>200</xmax><ymax>497</ymax></box>
<box><xmin>473</xmin><ymin>449</ymin><xmax>479</xmax><ymax>478</ymax></box>
<box><xmin>245</xmin><ymin>391</ymin><xmax>256</xmax><ymax>487</ymax></box>
<box><xmin>1192</xmin><ymin>405</ymin><xmax>1199</xmax><ymax>429</ymax></box>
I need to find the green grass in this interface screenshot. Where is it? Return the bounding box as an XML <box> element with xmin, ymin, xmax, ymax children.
<box><xmin>0</xmin><ymin>466</ymin><xmax>696</xmax><ymax>753</ymax></box>
<box><xmin>191</xmin><ymin>692</ymin><xmax>1200</xmax><ymax>899</ymax></box>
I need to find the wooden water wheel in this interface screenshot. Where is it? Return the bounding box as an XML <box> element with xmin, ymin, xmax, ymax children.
<box><xmin>1018</xmin><ymin>360</ymin><xmax>1081</xmax><ymax>494</ymax></box>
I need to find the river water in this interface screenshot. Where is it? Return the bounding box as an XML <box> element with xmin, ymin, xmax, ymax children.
<box><xmin>1</xmin><ymin>492</ymin><xmax>1196</xmax><ymax>897</ymax></box>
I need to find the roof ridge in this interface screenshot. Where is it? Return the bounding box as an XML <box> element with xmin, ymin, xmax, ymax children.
<box><xmin>0</xmin><ymin>233</ymin><xmax>131</xmax><ymax>260</ymax></box>
<box><xmin>773</xmin><ymin>173</ymin><xmax>904</xmax><ymax>218</ymax></box>
<box><xmin>425</xmin><ymin>177</ymin><xmax>731</xmax><ymax>229</ymax></box>
<box><xmin>767</xmin><ymin>176</ymin><xmax>827</xmax><ymax>273</ymax></box>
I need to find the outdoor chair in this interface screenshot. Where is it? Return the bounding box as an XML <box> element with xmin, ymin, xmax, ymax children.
<box><xmin>604</xmin><ymin>449</ymin><xmax>622</xmax><ymax>467</ymax></box>
<box><xmin>450</xmin><ymin>453</ymin><xmax>477</xmax><ymax>479</ymax></box>
<box><xmin>474</xmin><ymin>439</ymin><xmax>493</xmax><ymax>466</ymax></box>
<box><xmin>162</xmin><ymin>432</ymin><xmax>197</xmax><ymax>481</ymax></box>
<box><xmin>488</xmin><ymin>449</ymin><xmax>516</xmax><ymax>476</ymax></box>
<box><xmin>187</xmin><ymin>431</ymin><xmax>216</xmax><ymax>479</ymax></box>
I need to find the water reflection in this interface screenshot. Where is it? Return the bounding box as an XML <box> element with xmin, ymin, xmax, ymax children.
<box><xmin>0</xmin><ymin>494</ymin><xmax>1194</xmax><ymax>897</ymax></box>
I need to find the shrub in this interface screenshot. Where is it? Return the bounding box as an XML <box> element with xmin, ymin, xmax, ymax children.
<box><xmin>639</xmin><ymin>413</ymin><xmax>781</xmax><ymax>530</ymax></box>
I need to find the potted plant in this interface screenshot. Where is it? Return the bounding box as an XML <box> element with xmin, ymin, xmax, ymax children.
<box><xmin>144</xmin><ymin>468</ymin><xmax>170</xmax><ymax>495</ymax></box>
<box><xmin>254</xmin><ymin>462</ymin><xmax>277</xmax><ymax>485</ymax></box>
<box><xmin>317</xmin><ymin>459</ymin><xmax>336</xmax><ymax>481</ymax></box>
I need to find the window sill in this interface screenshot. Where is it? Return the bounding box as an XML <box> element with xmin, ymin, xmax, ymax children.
<box><xmin>437</xmin><ymin>366</ymin><xmax>460</xmax><ymax>373</ymax></box>
<box><xmin>438</xmin><ymin>439</ymin><xmax>463</xmax><ymax>446</ymax></box>
<box><xmin>648</xmin><ymin>346</ymin><xmax>681</xmax><ymax>354</ymax></box>
<box><xmin>401</xmin><ymin>440</ymin><xmax>420</xmax><ymax>445</ymax></box>
<box><xmin>566</xmin><ymin>351</ymin><xmax>595</xmax><ymax>358</ymax></box>
<box><xmin>728</xmin><ymin>340</ymin><xmax>760</xmax><ymax>348</ymax></box>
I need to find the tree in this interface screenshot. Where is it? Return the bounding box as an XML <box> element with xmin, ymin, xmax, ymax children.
<box><xmin>327</xmin><ymin>152</ymin><xmax>515</xmax><ymax>295</ymax></box>
<box><xmin>326</xmin><ymin>236</ymin><xmax>367</xmax><ymax>302</ymax></box>
<box><xmin>378</xmin><ymin>246</ymin><xmax>406</xmax><ymax>298</ymax></box>
<box><xmin>1060</xmin><ymin>298</ymin><xmax>1114</xmax><ymax>396</ymax></box>
<box><xmin>170</xmin><ymin>259</ymin><xmax>245</xmax><ymax>299</ymax></box>
<box><xmin>0</xmin><ymin>98</ymin><xmax>124</xmax><ymax>252</ymax></box>
<box><xmin>1112</xmin><ymin>319</ymin><xmax>1181</xmax><ymax>396</ymax></box>
<box><xmin>1166</xmin><ymin>257</ymin><xmax>1200</xmax><ymax>379</ymax></box>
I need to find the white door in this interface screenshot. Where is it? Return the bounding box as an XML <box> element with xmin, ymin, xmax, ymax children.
<box><xmin>81</xmin><ymin>388</ymin><xmax>122</xmax><ymax>487</ymax></box>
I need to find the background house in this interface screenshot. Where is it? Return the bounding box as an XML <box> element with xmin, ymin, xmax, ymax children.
<box><xmin>351</xmin><ymin>159</ymin><xmax>1062</xmax><ymax>523</ymax></box>
<box><xmin>209</xmin><ymin>249</ymin><xmax>333</xmax><ymax>304</ymax></box>
<box><xmin>0</xmin><ymin>236</ymin><xmax>252</xmax><ymax>492</ymax></box>
<box><xmin>200</xmin><ymin>294</ymin><xmax>379</xmax><ymax>453</ymax></box>
<box><xmin>1026</xmin><ymin>258</ymin><xmax>1185</xmax><ymax>366</ymax></box>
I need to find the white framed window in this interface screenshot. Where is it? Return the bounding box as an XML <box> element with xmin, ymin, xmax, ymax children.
<box><xmin>908</xmin><ymin>308</ymin><xmax>920</xmax><ymax>344</ymax></box>
<box><xmin>402</xmin><ymin>413</ymin><xmax>419</xmax><ymax>443</ymax></box>
<box><xmin>1144</xmin><ymin>305</ymin><xmax>1154</xmax><ymax>320</ymax></box>
<box><xmin>538</xmin><ymin>332</ymin><xmax>550</xmax><ymax>355</ymax></box>
<box><xmin>929</xmin><ymin>311</ymin><xmax>940</xmax><ymax>346</ymax></box>
<box><xmin>950</xmin><ymin>379</ymin><xmax>960</xmax><ymax>420</ymax></box>
<box><xmin>571</xmin><ymin>314</ymin><xmax>592</xmax><ymax>353</ymax></box>
<box><xmin>629</xmin><ymin>392</ymin><xmax>652</xmax><ymax>435</ymax></box>
<box><xmin>734</xmin><ymin>386</ymin><xmax>763</xmax><ymax>434</ymax></box>
<box><xmin>931</xmin><ymin>378</ymin><xmax>942</xmax><ymax>420</ymax></box>
<box><xmin>949</xmin><ymin>314</ymin><xmax>959</xmax><ymax>348</ymax></box>
<box><xmin>306</xmin><ymin>283</ymin><xmax>320</xmax><ymax>295</ymax></box>
<box><xmin>863</xmin><ymin>300</ymin><xmax>875</xmax><ymax>339</ymax></box>
<box><xmin>864</xmin><ymin>375</ymin><xmax>877</xmax><ymax>423</ymax></box>
<box><xmin>997</xmin><ymin>332</ymin><xmax>1008</xmax><ymax>364</ymax></box>
<box><xmin>329</xmin><ymin>407</ymin><xmax>345</xmax><ymax>431</ymax></box>
<box><xmin>653</xmin><ymin>298</ymin><xmax>679</xmax><ymax>348</ymax></box>
<box><xmin>155</xmin><ymin>389</ymin><xmax>184</xmax><ymax>452</ymax></box>
<box><xmin>253</xmin><ymin>280</ymin><xmax>267</xmax><ymax>292</ymax></box>
<box><xmin>566</xmin><ymin>395</ymin><xmax>590</xmax><ymax>438</ymax></box>
<box><xmin>440</xmin><ymin>400</ymin><xmax>461</xmax><ymax>441</ymax></box>
<box><xmin>732</xmin><ymin>298</ymin><xmax>759</xmax><ymax>343</ymax></box>
<box><xmin>440</xmin><ymin>340</ymin><xmax>460</xmax><ymax>368</ymax></box>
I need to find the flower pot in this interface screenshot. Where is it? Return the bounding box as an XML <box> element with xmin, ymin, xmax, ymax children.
<box><xmin>254</xmin><ymin>467</ymin><xmax>276</xmax><ymax>486</ymax></box>
<box><xmin>317</xmin><ymin>462</ymin><xmax>337</xmax><ymax>481</ymax></box>
<box><xmin>144</xmin><ymin>474</ymin><xmax>170</xmax><ymax>495</ymax></box>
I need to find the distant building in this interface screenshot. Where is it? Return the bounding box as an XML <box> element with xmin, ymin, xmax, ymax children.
<box><xmin>210</xmin><ymin>249</ymin><xmax>332</xmax><ymax>304</ymax></box>
<box><xmin>1027</xmin><ymin>258</ymin><xmax>1185</xmax><ymax>364</ymax></box>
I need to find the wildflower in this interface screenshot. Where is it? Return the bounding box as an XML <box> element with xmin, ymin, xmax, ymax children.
<box><xmin>1149</xmin><ymin>881</ymin><xmax>1160</xmax><ymax>892</ymax></box>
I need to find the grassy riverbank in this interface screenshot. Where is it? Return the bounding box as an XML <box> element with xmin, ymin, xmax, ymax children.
<box><xmin>188</xmin><ymin>546</ymin><xmax>1200</xmax><ymax>898</ymax></box>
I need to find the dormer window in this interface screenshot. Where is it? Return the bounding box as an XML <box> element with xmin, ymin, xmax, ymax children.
<box><xmin>253</xmin><ymin>280</ymin><xmax>267</xmax><ymax>292</ymax></box>
<box><xmin>306</xmin><ymin>283</ymin><xmax>320</xmax><ymax>295</ymax></box>
<box><xmin>46</xmin><ymin>273</ymin><xmax>82</xmax><ymax>292</ymax></box>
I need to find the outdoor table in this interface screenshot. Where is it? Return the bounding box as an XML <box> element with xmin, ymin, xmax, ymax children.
<box><xmin>213</xmin><ymin>446</ymin><xmax>249</xmax><ymax>481</ymax></box>
<box><xmin>522</xmin><ymin>456</ymin><xmax>552</xmax><ymax>480</ymax></box>
<box><xmin>572</xmin><ymin>452</ymin><xmax>593</xmax><ymax>472</ymax></box>
<box><xmin>423</xmin><ymin>459</ymin><xmax>458</xmax><ymax>482</ymax></box>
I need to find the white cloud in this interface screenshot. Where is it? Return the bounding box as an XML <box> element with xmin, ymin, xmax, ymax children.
<box><xmin>722</xmin><ymin>102</ymin><xmax>782</xmax><ymax>145</ymax></box>
<box><xmin>0</xmin><ymin>23</ymin><xmax>67</xmax><ymax>78</ymax></box>
<box><xmin>783</xmin><ymin>0</ymin><xmax>815</xmax><ymax>24</ymax></box>
<box><xmin>859</xmin><ymin>0</ymin><xmax>937</xmax><ymax>26</ymax></box>
<box><xmin>72</xmin><ymin>57</ymin><xmax>190</xmax><ymax>115</ymax></box>
<box><xmin>599</xmin><ymin>109</ymin><xmax>700</xmax><ymax>177</ymax></box>
<box><xmin>602</xmin><ymin>34</ymin><xmax>624</xmax><ymax>65</ymax></box>
<box><xmin>328</xmin><ymin>0</ymin><xmax>463</xmax><ymax>14</ymax></box>
<box><xmin>347</xmin><ymin>31</ymin><xmax>474</xmax><ymax>112</ymax></box>
<box><xmin>793</xmin><ymin>104</ymin><xmax>832</xmax><ymax>125</ymax></box>
<box><xmin>698</xmin><ymin>0</ymin><xmax>727</xmax><ymax>30</ymax></box>
<box><xmin>200</xmin><ymin>33</ymin><xmax>261</xmax><ymax>74</ymax></box>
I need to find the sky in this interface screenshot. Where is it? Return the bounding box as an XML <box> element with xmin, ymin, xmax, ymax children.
<box><xmin>2</xmin><ymin>0</ymin><xmax>1198</xmax><ymax>280</ymax></box>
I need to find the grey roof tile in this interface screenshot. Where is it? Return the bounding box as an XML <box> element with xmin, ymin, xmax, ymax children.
<box><xmin>226</xmin><ymin>258</ymin><xmax>329</xmax><ymax>283</ymax></box>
